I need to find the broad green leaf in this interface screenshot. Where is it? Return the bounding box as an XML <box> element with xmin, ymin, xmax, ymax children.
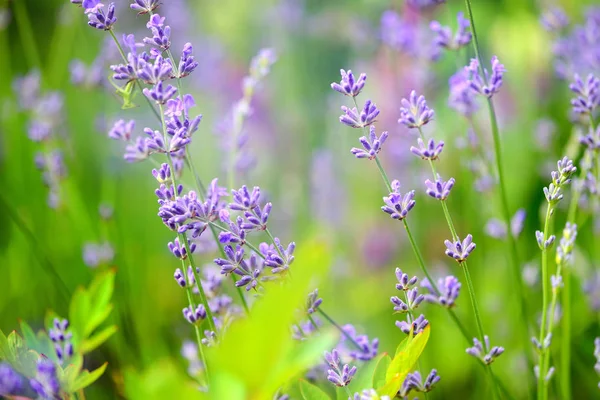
<box><xmin>69</xmin><ymin>287</ymin><xmax>91</xmax><ymax>343</ymax></box>
<box><xmin>379</xmin><ymin>326</ymin><xmax>430</xmax><ymax>397</ymax></box>
<box><xmin>371</xmin><ymin>353</ymin><xmax>391</xmax><ymax>390</ymax></box>
<box><xmin>81</xmin><ymin>325</ymin><xmax>118</xmax><ymax>354</ymax></box>
<box><xmin>84</xmin><ymin>305</ymin><xmax>114</xmax><ymax>338</ymax></box>
<box><xmin>7</xmin><ymin>331</ymin><xmax>25</xmax><ymax>357</ymax></box>
<box><xmin>207</xmin><ymin>241</ymin><xmax>331</xmax><ymax>400</ymax></box>
<box><xmin>69</xmin><ymin>362</ymin><xmax>108</xmax><ymax>392</ymax></box>
<box><xmin>299</xmin><ymin>380</ymin><xmax>331</xmax><ymax>400</ymax></box>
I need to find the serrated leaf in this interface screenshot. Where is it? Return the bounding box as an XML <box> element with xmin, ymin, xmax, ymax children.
<box><xmin>378</xmin><ymin>326</ymin><xmax>430</xmax><ymax>397</ymax></box>
<box><xmin>81</xmin><ymin>325</ymin><xmax>118</xmax><ymax>354</ymax></box>
<box><xmin>299</xmin><ymin>380</ymin><xmax>331</xmax><ymax>400</ymax></box>
<box><xmin>371</xmin><ymin>353</ymin><xmax>391</xmax><ymax>390</ymax></box>
<box><xmin>69</xmin><ymin>362</ymin><xmax>107</xmax><ymax>392</ymax></box>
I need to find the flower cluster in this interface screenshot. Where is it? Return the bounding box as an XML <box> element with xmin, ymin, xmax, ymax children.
<box><xmin>444</xmin><ymin>234</ymin><xmax>476</xmax><ymax>263</ymax></box>
<box><xmin>569</xmin><ymin>73</ymin><xmax>600</xmax><ymax>116</ymax></box>
<box><xmin>398</xmin><ymin>90</ymin><xmax>435</xmax><ymax>129</ymax></box>
<box><xmin>555</xmin><ymin>222</ymin><xmax>578</xmax><ymax>266</ymax></box>
<box><xmin>29</xmin><ymin>359</ymin><xmax>60</xmax><ymax>400</ymax></box>
<box><xmin>392</xmin><ymin>269</ymin><xmax>429</xmax><ymax>336</ymax></box>
<box><xmin>381</xmin><ymin>180</ymin><xmax>416</xmax><ymax>221</ymax></box>
<box><xmin>49</xmin><ymin>319</ymin><xmax>73</xmax><ymax>364</ymax></box>
<box><xmin>324</xmin><ymin>349</ymin><xmax>356</xmax><ymax>387</ymax></box>
<box><xmin>466</xmin><ymin>336</ymin><xmax>504</xmax><ymax>365</ymax></box>
<box><xmin>485</xmin><ymin>209</ymin><xmax>526</xmax><ymax>240</ymax></box>
<box><xmin>542</xmin><ymin>156</ymin><xmax>576</xmax><ymax>209</ymax></box>
<box><xmin>430</xmin><ymin>12</ymin><xmax>472</xmax><ymax>52</ymax></box>
<box><xmin>0</xmin><ymin>363</ymin><xmax>24</xmax><ymax>397</ymax></box>
<box><xmin>421</xmin><ymin>276</ymin><xmax>461</xmax><ymax>308</ymax></box>
<box><xmin>400</xmin><ymin>369</ymin><xmax>440</xmax><ymax>397</ymax></box>
<box><xmin>465</xmin><ymin>56</ymin><xmax>506</xmax><ymax>98</ymax></box>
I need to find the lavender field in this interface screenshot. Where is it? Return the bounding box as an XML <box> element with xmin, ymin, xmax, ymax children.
<box><xmin>1</xmin><ymin>0</ymin><xmax>600</xmax><ymax>399</ymax></box>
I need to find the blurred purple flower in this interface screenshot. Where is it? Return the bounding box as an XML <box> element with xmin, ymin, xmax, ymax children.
<box><xmin>130</xmin><ymin>0</ymin><xmax>160</xmax><ymax>15</ymax></box>
<box><xmin>448</xmin><ymin>69</ymin><xmax>479</xmax><ymax>117</ymax></box>
<box><xmin>30</xmin><ymin>359</ymin><xmax>60</xmax><ymax>400</ymax></box>
<box><xmin>569</xmin><ymin>73</ymin><xmax>600</xmax><ymax>115</ymax></box>
<box><xmin>83</xmin><ymin>242</ymin><xmax>114</xmax><ymax>267</ymax></box>
<box><xmin>421</xmin><ymin>276</ymin><xmax>461</xmax><ymax>308</ymax></box>
<box><xmin>485</xmin><ymin>209</ymin><xmax>526</xmax><ymax>240</ymax></box>
<box><xmin>430</xmin><ymin>12</ymin><xmax>471</xmax><ymax>52</ymax></box>
<box><xmin>0</xmin><ymin>363</ymin><xmax>23</xmax><ymax>397</ymax></box>
<box><xmin>466</xmin><ymin>336</ymin><xmax>504</xmax><ymax>365</ymax></box>
<box><xmin>424</xmin><ymin>175</ymin><xmax>455</xmax><ymax>200</ymax></box>
<box><xmin>466</xmin><ymin>56</ymin><xmax>506</xmax><ymax>98</ymax></box>
<box><xmin>541</xmin><ymin>7</ymin><xmax>569</xmax><ymax>32</ymax></box>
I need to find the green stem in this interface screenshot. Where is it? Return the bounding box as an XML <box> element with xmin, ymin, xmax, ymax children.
<box><xmin>537</xmin><ymin>203</ymin><xmax>553</xmax><ymax>400</ymax></box>
<box><xmin>317</xmin><ymin>309</ymin><xmax>363</xmax><ymax>350</ymax></box>
<box><xmin>183</xmin><ymin>267</ymin><xmax>209</xmax><ymax>382</ymax></box>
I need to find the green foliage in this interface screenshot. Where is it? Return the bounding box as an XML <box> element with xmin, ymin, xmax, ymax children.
<box><xmin>207</xmin><ymin>241</ymin><xmax>335</xmax><ymax>400</ymax></box>
<box><xmin>299</xmin><ymin>379</ymin><xmax>331</xmax><ymax>400</ymax></box>
<box><xmin>123</xmin><ymin>360</ymin><xmax>204</xmax><ymax>400</ymax></box>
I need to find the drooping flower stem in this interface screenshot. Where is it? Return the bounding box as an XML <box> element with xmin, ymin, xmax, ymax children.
<box><xmin>464</xmin><ymin>0</ymin><xmax>532</xmax><ymax>377</ymax></box>
<box><xmin>163</xmin><ymin>47</ymin><xmax>250</xmax><ymax>315</ymax></box>
<box><xmin>157</xmin><ymin>103</ymin><xmax>217</xmax><ymax>334</ymax></box>
<box><xmin>537</xmin><ymin>204</ymin><xmax>554</xmax><ymax>400</ymax></box>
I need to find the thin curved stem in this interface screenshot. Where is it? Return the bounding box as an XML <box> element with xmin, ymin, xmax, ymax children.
<box><xmin>537</xmin><ymin>203</ymin><xmax>553</xmax><ymax>400</ymax></box>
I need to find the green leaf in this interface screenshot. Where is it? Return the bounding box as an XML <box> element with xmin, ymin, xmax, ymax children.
<box><xmin>19</xmin><ymin>320</ymin><xmax>38</xmax><ymax>349</ymax></box>
<box><xmin>81</xmin><ymin>325</ymin><xmax>118</xmax><ymax>354</ymax></box>
<box><xmin>371</xmin><ymin>353</ymin><xmax>391</xmax><ymax>390</ymax></box>
<box><xmin>0</xmin><ymin>329</ymin><xmax>11</xmax><ymax>361</ymax></box>
<box><xmin>69</xmin><ymin>362</ymin><xmax>108</xmax><ymax>392</ymax></box>
<box><xmin>84</xmin><ymin>305</ymin><xmax>114</xmax><ymax>338</ymax></box>
<box><xmin>378</xmin><ymin>325</ymin><xmax>430</xmax><ymax>397</ymax></box>
<box><xmin>69</xmin><ymin>287</ymin><xmax>91</xmax><ymax>343</ymax></box>
<box><xmin>299</xmin><ymin>380</ymin><xmax>331</xmax><ymax>400</ymax></box>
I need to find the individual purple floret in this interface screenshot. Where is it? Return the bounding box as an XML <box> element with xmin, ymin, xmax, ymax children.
<box><xmin>424</xmin><ymin>176</ymin><xmax>455</xmax><ymax>200</ymax></box>
<box><xmin>398</xmin><ymin>90</ymin><xmax>435</xmax><ymax>129</ymax></box>
<box><xmin>168</xmin><ymin>237</ymin><xmax>196</xmax><ymax>259</ymax></box>
<box><xmin>0</xmin><ymin>363</ymin><xmax>23</xmax><ymax>397</ymax></box>
<box><xmin>30</xmin><ymin>359</ymin><xmax>60</xmax><ymax>400</ymax></box>
<box><xmin>351</xmin><ymin>125</ymin><xmax>388</xmax><ymax>160</ymax></box>
<box><xmin>396</xmin><ymin>314</ymin><xmax>429</xmax><ymax>335</ymax></box>
<box><xmin>444</xmin><ymin>234</ymin><xmax>476</xmax><ymax>262</ymax></box>
<box><xmin>178</xmin><ymin>43</ymin><xmax>199</xmax><ymax>78</ymax></box>
<box><xmin>130</xmin><ymin>0</ymin><xmax>160</xmax><ymax>15</ymax></box>
<box><xmin>391</xmin><ymin>287</ymin><xmax>424</xmax><ymax>313</ymax></box>
<box><xmin>339</xmin><ymin>100</ymin><xmax>380</xmax><ymax>128</ymax></box>
<box><xmin>400</xmin><ymin>369</ymin><xmax>440</xmax><ymax>397</ymax></box>
<box><xmin>421</xmin><ymin>276</ymin><xmax>461</xmax><ymax>308</ymax></box>
<box><xmin>466</xmin><ymin>336</ymin><xmax>504</xmax><ymax>365</ymax></box>
<box><xmin>49</xmin><ymin>318</ymin><xmax>73</xmax><ymax>364</ymax></box>
<box><xmin>144</xmin><ymin>14</ymin><xmax>171</xmax><ymax>50</ymax></box>
<box><xmin>183</xmin><ymin>304</ymin><xmax>206</xmax><ymax>324</ymax></box>
<box><xmin>108</xmin><ymin>119</ymin><xmax>135</xmax><ymax>141</ymax></box>
<box><xmin>306</xmin><ymin>289</ymin><xmax>322</xmax><ymax>314</ymax></box>
<box><xmin>84</xmin><ymin>1</ymin><xmax>116</xmax><ymax>31</ymax></box>
<box><xmin>395</xmin><ymin>267</ymin><xmax>418</xmax><ymax>291</ymax></box>
<box><xmin>339</xmin><ymin>325</ymin><xmax>379</xmax><ymax>362</ymax></box>
<box><xmin>536</xmin><ymin>231</ymin><xmax>556</xmax><ymax>250</ymax></box>
<box><xmin>381</xmin><ymin>180</ymin><xmax>416</xmax><ymax>221</ymax></box>
<box><xmin>569</xmin><ymin>73</ymin><xmax>600</xmax><ymax>115</ymax></box>
<box><xmin>410</xmin><ymin>137</ymin><xmax>444</xmax><ymax>160</ymax></box>
<box><xmin>324</xmin><ymin>349</ymin><xmax>356</xmax><ymax>387</ymax></box>
<box><xmin>217</xmin><ymin>210</ymin><xmax>247</xmax><ymax>245</ymax></box>
<box><xmin>430</xmin><ymin>12</ymin><xmax>471</xmax><ymax>51</ymax></box>
<box><xmin>448</xmin><ymin>69</ymin><xmax>479</xmax><ymax>117</ymax></box>
<box><xmin>143</xmin><ymin>81</ymin><xmax>178</xmax><ymax>104</ymax></box>
<box><xmin>214</xmin><ymin>245</ymin><xmax>245</xmax><ymax>275</ymax></box>
<box><xmin>331</xmin><ymin>69</ymin><xmax>367</xmax><ymax>97</ymax></box>
<box><xmin>261</xmin><ymin>238</ymin><xmax>295</xmax><ymax>274</ymax></box>
<box><xmin>152</xmin><ymin>163</ymin><xmax>172</xmax><ymax>184</ymax></box>
<box><xmin>540</xmin><ymin>7</ymin><xmax>569</xmax><ymax>32</ymax></box>
<box><xmin>465</xmin><ymin>56</ymin><xmax>506</xmax><ymax>98</ymax></box>
<box><xmin>174</xmin><ymin>266</ymin><xmax>195</xmax><ymax>288</ymax></box>
<box><xmin>580</xmin><ymin>126</ymin><xmax>600</xmax><ymax>150</ymax></box>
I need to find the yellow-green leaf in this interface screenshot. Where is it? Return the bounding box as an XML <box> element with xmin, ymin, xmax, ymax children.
<box><xmin>69</xmin><ymin>362</ymin><xmax>108</xmax><ymax>393</ymax></box>
<box><xmin>81</xmin><ymin>325</ymin><xmax>118</xmax><ymax>354</ymax></box>
<box><xmin>299</xmin><ymin>379</ymin><xmax>331</xmax><ymax>400</ymax></box>
<box><xmin>371</xmin><ymin>353</ymin><xmax>391</xmax><ymax>390</ymax></box>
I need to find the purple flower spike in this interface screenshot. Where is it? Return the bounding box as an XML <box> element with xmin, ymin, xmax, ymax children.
<box><xmin>143</xmin><ymin>14</ymin><xmax>171</xmax><ymax>50</ymax></box>
<box><xmin>466</xmin><ymin>56</ymin><xmax>506</xmax><ymax>98</ymax></box>
<box><xmin>466</xmin><ymin>336</ymin><xmax>504</xmax><ymax>365</ymax></box>
<box><xmin>143</xmin><ymin>81</ymin><xmax>178</xmax><ymax>104</ymax></box>
<box><xmin>124</xmin><ymin>136</ymin><xmax>150</xmax><ymax>162</ymax></box>
<box><xmin>339</xmin><ymin>100</ymin><xmax>380</xmax><ymax>129</ymax></box>
<box><xmin>0</xmin><ymin>363</ymin><xmax>23</xmax><ymax>396</ymax></box>
<box><xmin>381</xmin><ymin>180</ymin><xmax>416</xmax><ymax>221</ymax></box>
<box><xmin>49</xmin><ymin>318</ymin><xmax>73</xmax><ymax>364</ymax></box>
<box><xmin>421</xmin><ymin>276</ymin><xmax>461</xmax><ymax>308</ymax></box>
<box><xmin>398</xmin><ymin>90</ymin><xmax>435</xmax><ymax>129</ymax></box>
<box><xmin>350</xmin><ymin>125</ymin><xmax>388</xmax><ymax>160</ymax></box>
<box><xmin>396</xmin><ymin>314</ymin><xmax>429</xmax><ymax>335</ymax></box>
<box><xmin>338</xmin><ymin>325</ymin><xmax>379</xmax><ymax>361</ymax></box>
<box><xmin>580</xmin><ymin>126</ymin><xmax>600</xmax><ymax>150</ymax></box>
<box><xmin>430</xmin><ymin>12</ymin><xmax>471</xmax><ymax>51</ymax></box>
<box><xmin>109</xmin><ymin>119</ymin><xmax>135</xmax><ymax>141</ymax></box>
<box><xmin>261</xmin><ymin>238</ymin><xmax>295</xmax><ymax>274</ymax></box>
<box><xmin>178</xmin><ymin>43</ymin><xmax>199</xmax><ymax>78</ymax></box>
<box><xmin>395</xmin><ymin>268</ymin><xmax>418</xmax><ymax>291</ymax></box>
<box><xmin>137</xmin><ymin>55</ymin><xmax>173</xmax><ymax>85</ymax></box>
<box><xmin>168</xmin><ymin>237</ymin><xmax>196</xmax><ymax>259</ymax></box>
<box><xmin>230</xmin><ymin>186</ymin><xmax>261</xmax><ymax>211</ymax></box>
<box><xmin>183</xmin><ymin>304</ymin><xmax>206</xmax><ymax>324</ymax></box>
<box><xmin>448</xmin><ymin>69</ymin><xmax>479</xmax><ymax>117</ymax></box>
<box><xmin>331</xmin><ymin>69</ymin><xmax>367</xmax><ymax>97</ymax></box>
<box><xmin>324</xmin><ymin>349</ymin><xmax>357</xmax><ymax>387</ymax></box>
<box><xmin>130</xmin><ymin>0</ymin><xmax>160</xmax><ymax>15</ymax></box>
<box><xmin>444</xmin><ymin>234</ymin><xmax>476</xmax><ymax>262</ymax></box>
<box><xmin>391</xmin><ymin>287</ymin><xmax>424</xmax><ymax>313</ymax></box>
<box><xmin>86</xmin><ymin>2</ymin><xmax>116</xmax><ymax>31</ymax></box>
<box><xmin>540</xmin><ymin>7</ymin><xmax>569</xmax><ymax>32</ymax></box>
<box><xmin>400</xmin><ymin>369</ymin><xmax>440</xmax><ymax>397</ymax></box>
<box><xmin>424</xmin><ymin>176</ymin><xmax>455</xmax><ymax>200</ymax></box>
<box><xmin>569</xmin><ymin>74</ymin><xmax>600</xmax><ymax>115</ymax></box>
<box><xmin>536</xmin><ymin>231</ymin><xmax>556</xmax><ymax>250</ymax></box>
<box><xmin>29</xmin><ymin>359</ymin><xmax>60</xmax><ymax>400</ymax></box>
<box><xmin>410</xmin><ymin>138</ymin><xmax>444</xmax><ymax>160</ymax></box>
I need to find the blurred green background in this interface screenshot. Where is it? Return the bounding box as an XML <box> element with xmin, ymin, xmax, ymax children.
<box><xmin>1</xmin><ymin>0</ymin><xmax>599</xmax><ymax>398</ymax></box>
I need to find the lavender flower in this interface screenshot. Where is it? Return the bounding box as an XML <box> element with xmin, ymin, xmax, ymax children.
<box><xmin>181</xmin><ymin>340</ymin><xmax>203</xmax><ymax>377</ymax></box>
<box><xmin>353</xmin><ymin>389</ymin><xmax>390</xmax><ymax>400</ymax></box>
<box><xmin>466</xmin><ymin>336</ymin><xmax>504</xmax><ymax>365</ymax></box>
<box><xmin>381</xmin><ymin>180</ymin><xmax>416</xmax><ymax>221</ymax></box>
<box><xmin>168</xmin><ymin>237</ymin><xmax>196</xmax><ymax>259</ymax></box>
<box><xmin>49</xmin><ymin>318</ymin><xmax>73</xmax><ymax>364</ymax></box>
<box><xmin>583</xmin><ymin>271</ymin><xmax>600</xmax><ymax>312</ymax></box>
<box><xmin>82</xmin><ymin>242</ymin><xmax>114</xmax><ymax>267</ymax></box>
<box><xmin>485</xmin><ymin>209</ymin><xmax>526</xmax><ymax>240</ymax></box>
<box><xmin>183</xmin><ymin>304</ymin><xmax>206</xmax><ymax>324</ymax></box>
<box><xmin>143</xmin><ymin>81</ymin><xmax>178</xmax><ymax>104</ymax></box>
<box><xmin>178</xmin><ymin>43</ymin><xmax>199</xmax><ymax>78</ymax></box>
<box><xmin>465</xmin><ymin>56</ymin><xmax>506</xmax><ymax>98</ymax></box>
<box><xmin>0</xmin><ymin>363</ymin><xmax>23</xmax><ymax>397</ymax></box>
<box><xmin>84</xmin><ymin>1</ymin><xmax>116</xmax><ymax>31</ymax></box>
<box><xmin>395</xmin><ymin>268</ymin><xmax>418</xmax><ymax>291</ymax></box>
<box><xmin>536</xmin><ymin>231</ymin><xmax>556</xmax><ymax>250</ymax></box>
<box><xmin>444</xmin><ymin>234</ymin><xmax>476</xmax><ymax>262</ymax></box>
<box><xmin>137</xmin><ymin>55</ymin><xmax>173</xmax><ymax>85</ymax></box>
<box><xmin>339</xmin><ymin>325</ymin><xmax>379</xmax><ymax>362</ymax></box>
<box><xmin>391</xmin><ymin>287</ymin><xmax>424</xmax><ymax>313</ymax></box>
<box><xmin>424</xmin><ymin>176</ymin><xmax>455</xmax><ymax>200</ymax></box>
<box><xmin>398</xmin><ymin>90</ymin><xmax>434</xmax><ymax>129</ymax></box>
<box><xmin>109</xmin><ymin>119</ymin><xmax>135</xmax><ymax>141</ymax></box>
<box><xmin>580</xmin><ymin>126</ymin><xmax>600</xmax><ymax>150</ymax></box>
<box><xmin>400</xmin><ymin>369</ymin><xmax>440</xmax><ymax>397</ymax></box>
<box><xmin>339</xmin><ymin>100</ymin><xmax>380</xmax><ymax>128</ymax></box>
<box><xmin>331</xmin><ymin>69</ymin><xmax>367</xmax><ymax>97</ymax></box>
<box><xmin>448</xmin><ymin>69</ymin><xmax>479</xmax><ymax>117</ymax></box>
<box><xmin>540</xmin><ymin>7</ymin><xmax>569</xmax><ymax>32</ymax></box>
<box><xmin>144</xmin><ymin>14</ymin><xmax>171</xmax><ymax>50</ymax></box>
<box><xmin>544</xmin><ymin>157</ymin><xmax>576</xmax><ymax>206</ymax></box>
<box><xmin>532</xmin><ymin>333</ymin><xmax>553</xmax><ymax>351</ymax></box>
<box><xmin>421</xmin><ymin>276</ymin><xmax>461</xmax><ymax>308</ymax></box>
<box><xmin>410</xmin><ymin>138</ymin><xmax>444</xmax><ymax>160</ymax></box>
<box><xmin>130</xmin><ymin>0</ymin><xmax>160</xmax><ymax>15</ymax></box>
<box><xmin>351</xmin><ymin>125</ymin><xmax>388</xmax><ymax>160</ymax></box>
<box><xmin>430</xmin><ymin>12</ymin><xmax>471</xmax><ymax>51</ymax></box>
<box><xmin>396</xmin><ymin>314</ymin><xmax>429</xmax><ymax>335</ymax></box>
<box><xmin>30</xmin><ymin>359</ymin><xmax>60</xmax><ymax>400</ymax></box>
<box><xmin>556</xmin><ymin>223</ymin><xmax>578</xmax><ymax>266</ymax></box>
<box><xmin>569</xmin><ymin>73</ymin><xmax>600</xmax><ymax>115</ymax></box>
<box><xmin>261</xmin><ymin>238</ymin><xmax>295</xmax><ymax>274</ymax></box>
<box><xmin>306</xmin><ymin>289</ymin><xmax>323</xmax><ymax>314</ymax></box>
<box><xmin>324</xmin><ymin>349</ymin><xmax>356</xmax><ymax>387</ymax></box>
